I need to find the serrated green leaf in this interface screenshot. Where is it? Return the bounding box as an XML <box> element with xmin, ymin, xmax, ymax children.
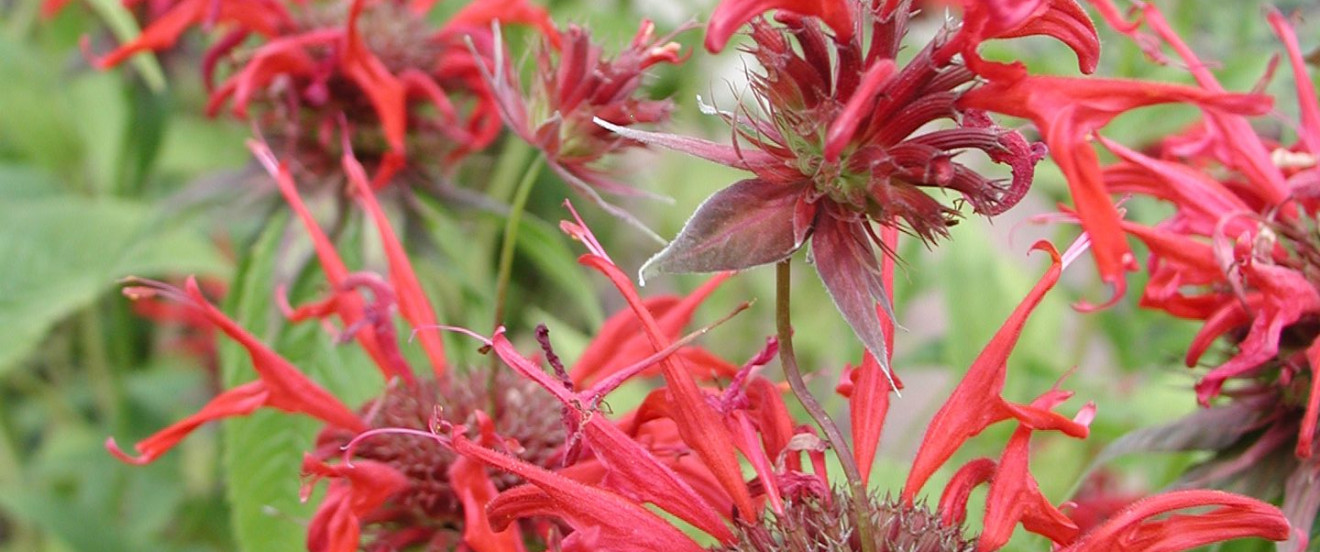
<box><xmin>0</xmin><ymin>196</ymin><xmax>228</xmax><ymax>376</ymax></box>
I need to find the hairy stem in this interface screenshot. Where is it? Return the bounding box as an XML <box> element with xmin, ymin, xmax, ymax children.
<box><xmin>775</xmin><ymin>260</ymin><xmax>874</xmax><ymax>552</ymax></box>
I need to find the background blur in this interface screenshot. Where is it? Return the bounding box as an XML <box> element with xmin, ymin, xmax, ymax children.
<box><xmin>0</xmin><ymin>0</ymin><xmax>1317</xmax><ymax>550</ymax></box>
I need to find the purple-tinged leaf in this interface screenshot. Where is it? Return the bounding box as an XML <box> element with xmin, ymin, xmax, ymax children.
<box><xmin>640</xmin><ymin>179</ymin><xmax>805</xmax><ymax>284</ymax></box>
<box><xmin>1090</xmin><ymin>402</ymin><xmax>1260</xmax><ymax>467</ymax></box>
<box><xmin>810</xmin><ymin>215</ymin><xmax>895</xmax><ymax>380</ymax></box>
<box><xmin>1281</xmin><ymin>456</ymin><xmax>1320</xmax><ymax>552</ymax></box>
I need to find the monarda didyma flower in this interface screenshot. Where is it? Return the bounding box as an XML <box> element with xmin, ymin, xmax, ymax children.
<box><xmin>599</xmin><ymin>0</ymin><xmax>1098</xmax><ymax>372</ymax></box>
<box><xmin>480</xmin><ymin>19</ymin><xmax>691</xmax><ymax>238</ymax></box>
<box><xmin>383</xmin><ymin>217</ymin><xmax>1290</xmax><ymax>551</ymax></box>
<box><xmin>104</xmin><ymin>142</ymin><xmax>738</xmax><ymax>551</ymax></box>
<box><xmin>1051</xmin><ymin>4</ymin><xmax>1320</xmax><ymax>549</ymax></box>
<box><xmin>85</xmin><ymin>0</ymin><xmax>558</xmax><ymax>184</ymax></box>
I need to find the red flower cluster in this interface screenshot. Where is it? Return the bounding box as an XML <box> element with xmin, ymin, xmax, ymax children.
<box><xmin>391</xmin><ymin>218</ymin><xmax>1288</xmax><ymax>551</ymax></box>
<box><xmin>87</xmin><ymin>1</ymin><xmax>1306</xmax><ymax>550</ymax></box>
<box><xmin>960</xmin><ymin>0</ymin><xmax>1273</xmax><ymax>301</ymax></box>
<box><xmin>1028</xmin><ymin>3</ymin><xmax>1320</xmax><ymax>548</ymax></box>
<box><xmin>106</xmin><ymin>141</ymin><xmax>739</xmax><ymax>551</ymax></box>
<box><xmin>85</xmin><ymin>0</ymin><xmax>558</xmax><ymax>184</ymax></box>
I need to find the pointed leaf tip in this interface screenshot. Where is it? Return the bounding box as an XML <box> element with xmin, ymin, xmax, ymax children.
<box><xmin>641</xmin><ymin>179</ymin><xmax>807</xmax><ymax>282</ymax></box>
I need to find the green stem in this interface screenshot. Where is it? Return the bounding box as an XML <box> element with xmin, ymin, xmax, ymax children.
<box><xmin>474</xmin><ymin>141</ymin><xmax>535</xmax><ymax>315</ymax></box>
<box><xmin>80</xmin><ymin>307</ymin><xmax>121</xmax><ymax>427</ymax></box>
<box><xmin>492</xmin><ymin>156</ymin><xmax>545</xmax><ymax>329</ymax></box>
<box><xmin>775</xmin><ymin>260</ymin><xmax>874</xmax><ymax>552</ymax></box>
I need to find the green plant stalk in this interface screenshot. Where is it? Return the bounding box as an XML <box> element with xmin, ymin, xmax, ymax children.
<box><xmin>492</xmin><ymin>155</ymin><xmax>545</xmax><ymax>330</ymax></box>
<box><xmin>474</xmin><ymin>140</ymin><xmax>536</xmax><ymax>316</ymax></box>
<box><xmin>489</xmin><ymin>155</ymin><xmax>545</xmax><ymax>377</ymax></box>
<box><xmin>775</xmin><ymin>260</ymin><xmax>874</xmax><ymax>552</ymax></box>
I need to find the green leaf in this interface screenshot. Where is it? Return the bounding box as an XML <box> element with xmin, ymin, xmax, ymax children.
<box><xmin>0</xmin><ymin>35</ymin><xmax>86</xmax><ymax>177</ymax></box>
<box><xmin>0</xmin><ymin>488</ymin><xmax>136</xmax><ymax>552</ymax></box>
<box><xmin>219</xmin><ymin>211</ymin><xmax>315</xmax><ymax>552</ymax></box>
<box><xmin>0</xmin><ymin>196</ymin><xmax>228</xmax><ymax>376</ymax></box>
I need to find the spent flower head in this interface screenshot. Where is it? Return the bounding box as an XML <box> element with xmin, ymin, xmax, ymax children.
<box><xmin>480</xmin><ymin>18</ymin><xmax>692</xmax><ymax>239</ymax></box>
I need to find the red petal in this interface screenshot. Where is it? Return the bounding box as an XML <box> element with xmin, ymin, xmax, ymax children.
<box><xmin>824</xmin><ymin>60</ymin><xmax>896</xmax><ymax>162</ymax></box>
<box><xmin>107</xmin><ymin>381</ymin><xmax>269</xmax><ymax>465</ymax></box>
<box><xmin>303</xmin><ymin>457</ymin><xmax>409</xmax><ymax>552</ymax></box>
<box><xmin>1268</xmin><ymin>8</ymin><xmax>1320</xmax><ymax>153</ymax></box>
<box><xmin>1302</xmin><ymin>337</ymin><xmax>1320</xmax><ymax>458</ymax></box>
<box><xmin>955</xmin><ymin>0</ymin><xmax>1099</xmax><ymax>74</ymax></box>
<box><xmin>1194</xmin><ymin>263</ymin><xmax>1320</xmax><ymax>402</ymax></box>
<box><xmin>248</xmin><ymin>140</ymin><xmax>401</xmax><ymax>381</ymax></box>
<box><xmin>93</xmin><ymin>0</ymin><xmax>206</xmax><ymax>68</ymax></box>
<box><xmin>937</xmin><ymin>458</ymin><xmax>996</xmax><ymax>528</ymax></box>
<box><xmin>579</xmin><ymin>254</ymin><xmax>758</xmax><ymax>520</ymax></box>
<box><xmin>979</xmin><ymin>427</ymin><xmax>1079</xmax><ymax>550</ymax></box>
<box><xmin>705</xmin><ymin>0</ymin><xmax>853</xmax><ymax>53</ymax></box>
<box><xmin>571</xmin><ymin>274</ymin><xmax>730</xmax><ymax>386</ymax></box>
<box><xmin>455</xmin><ymin>434</ymin><xmax>707</xmax><ymax>552</ymax></box>
<box><xmin>109</xmin><ymin>278</ymin><xmax>368</xmax><ymax>464</ymax></box>
<box><xmin>902</xmin><ymin>243</ymin><xmax>1062</xmax><ymax>502</ymax></box>
<box><xmin>448</xmin><ymin>455</ymin><xmax>526</xmax><ymax>552</ymax></box>
<box><xmin>443</xmin><ymin>0</ymin><xmax>560</xmax><ymax>49</ymax></box>
<box><xmin>486</xmin><ymin>332</ymin><xmax>734</xmax><ymax>541</ymax></box>
<box><xmin>847</xmin><ymin>352</ymin><xmax>892</xmax><ymax>485</ymax></box>
<box><xmin>343</xmin><ymin>150</ymin><xmax>450</xmax><ymax>378</ymax></box>
<box><xmin>961</xmin><ymin>76</ymin><xmax>1270</xmax><ymax>294</ymax></box>
<box><xmin>1062</xmin><ymin>490</ymin><xmax>1290</xmax><ymax>552</ymax></box>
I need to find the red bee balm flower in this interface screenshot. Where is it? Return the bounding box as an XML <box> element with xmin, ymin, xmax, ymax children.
<box><xmin>425</xmin><ymin>226</ymin><xmax>1289</xmax><ymax>552</ymax></box>
<box><xmin>600</xmin><ymin>0</ymin><xmax>1079</xmax><ymax>371</ymax></box>
<box><xmin>106</xmin><ymin>143</ymin><xmax>736</xmax><ymax>551</ymax></box>
<box><xmin>958</xmin><ymin>0</ymin><xmax>1273</xmax><ymax>300</ymax></box>
<box><xmin>1052</xmin><ymin>5</ymin><xmax>1320</xmax><ymax>549</ymax></box>
<box><xmin>88</xmin><ymin>0</ymin><xmax>558</xmax><ymax>183</ymax></box>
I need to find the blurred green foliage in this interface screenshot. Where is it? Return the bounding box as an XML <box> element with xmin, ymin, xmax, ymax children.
<box><xmin>0</xmin><ymin>0</ymin><xmax>1315</xmax><ymax>550</ymax></box>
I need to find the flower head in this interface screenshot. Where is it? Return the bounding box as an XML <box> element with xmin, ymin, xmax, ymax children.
<box><xmin>1054</xmin><ymin>5</ymin><xmax>1320</xmax><ymax>549</ymax></box>
<box><xmin>434</xmin><ymin>222</ymin><xmax>1290</xmax><ymax>551</ymax></box>
<box><xmin>89</xmin><ymin>0</ymin><xmax>558</xmax><ymax>184</ymax></box>
<box><xmin>480</xmin><ymin>18</ymin><xmax>690</xmax><ymax>238</ymax></box>
<box><xmin>106</xmin><ymin>142</ymin><xmax>734</xmax><ymax>550</ymax></box>
<box><xmin>601</xmin><ymin>0</ymin><xmax>1083</xmax><ymax>374</ymax></box>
